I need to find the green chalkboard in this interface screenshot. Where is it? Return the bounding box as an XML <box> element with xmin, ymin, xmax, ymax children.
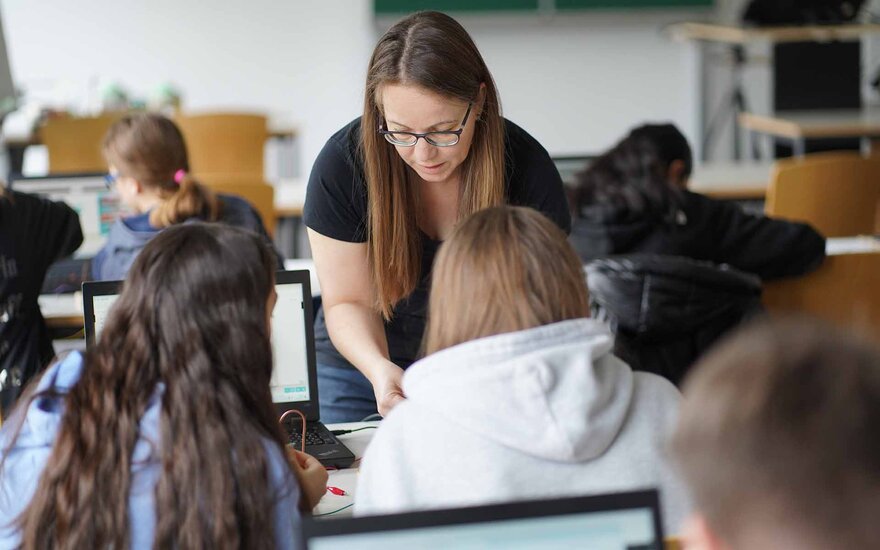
<box><xmin>374</xmin><ymin>0</ymin><xmax>711</xmax><ymax>13</ymax></box>
<box><xmin>556</xmin><ymin>0</ymin><xmax>711</xmax><ymax>8</ymax></box>
<box><xmin>375</xmin><ymin>0</ymin><xmax>538</xmax><ymax>13</ymax></box>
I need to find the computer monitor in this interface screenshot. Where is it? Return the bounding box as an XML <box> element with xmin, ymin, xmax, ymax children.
<box><xmin>11</xmin><ymin>173</ymin><xmax>122</xmax><ymax>257</ymax></box>
<box><xmin>300</xmin><ymin>490</ymin><xmax>665</xmax><ymax>550</ymax></box>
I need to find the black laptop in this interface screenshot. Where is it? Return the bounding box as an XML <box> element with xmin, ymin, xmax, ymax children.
<box><xmin>82</xmin><ymin>270</ymin><xmax>356</xmax><ymax>469</ymax></box>
<box><xmin>300</xmin><ymin>490</ymin><xmax>665</xmax><ymax>550</ymax></box>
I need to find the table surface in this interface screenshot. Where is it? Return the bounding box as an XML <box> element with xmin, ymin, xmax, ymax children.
<box><xmin>313</xmin><ymin>421</ymin><xmax>379</xmax><ymax>518</ymax></box>
<box><xmin>274</xmin><ymin>177</ymin><xmax>307</xmax><ymax>217</ymax></box>
<box><xmin>688</xmin><ymin>162</ymin><xmax>771</xmax><ymax>199</ymax></box>
<box><xmin>669</xmin><ymin>22</ymin><xmax>880</xmax><ymax>45</ymax></box>
<box><xmin>739</xmin><ymin>109</ymin><xmax>880</xmax><ymax>139</ymax></box>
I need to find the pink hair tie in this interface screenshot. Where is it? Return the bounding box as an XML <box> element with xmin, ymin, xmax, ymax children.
<box><xmin>173</xmin><ymin>169</ymin><xmax>186</xmax><ymax>185</ymax></box>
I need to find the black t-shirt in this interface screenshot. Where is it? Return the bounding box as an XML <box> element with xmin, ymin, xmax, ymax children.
<box><xmin>304</xmin><ymin>117</ymin><xmax>570</xmax><ymax>370</ymax></box>
<box><xmin>0</xmin><ymin>191</ymin><xmax>83</xmax><ymax>408</ymax></box>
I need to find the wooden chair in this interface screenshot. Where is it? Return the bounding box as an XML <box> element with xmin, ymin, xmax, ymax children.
<box><xmin>763</xmin><ymin>252</ymin><xmax>880</xmax><ymax>339</ymax></box>
<box><xmin>198</xmin><ymin>174</ymin><xmax>276</xmax><ymax>238</ymax></box>
<box><xmin>174</xmin><ymin>113</ymin><xmax>268</xmax><ymax>178</ymax></box>
<box><xmin>765</xmin><ymin>152</ymin><xmax>880</xmax><ymax>237</ymax></box>
<box><xmin>40</xmin><ymin>114</ymin><xmax>121</xmax><ymax>173</ymax></box>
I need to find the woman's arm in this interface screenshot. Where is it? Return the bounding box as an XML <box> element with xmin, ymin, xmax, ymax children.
<box><xmin>308</xmin><ymin>228</ymin><xmax>405</xmax><ymax>416</ymax></box>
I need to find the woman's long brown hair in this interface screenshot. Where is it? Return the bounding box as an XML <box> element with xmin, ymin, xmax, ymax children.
<box><xmin>424</xmin><ymin>206</ymin><xmax>589</xmax><ymax>354</ymax></box>
<box><xmin>362</xmin><ymin>11</ymin><xmax>506</xmax><ymax>320</ymax></box>
<box><xmin>103</xmin><ymin>113</ymin><xmax>220</xmax><ymax>228</ymax></box>
<box><xmin>7</xmin><ymin>223</ymin><xmax>288</xmax><ymax>549</ymax></box>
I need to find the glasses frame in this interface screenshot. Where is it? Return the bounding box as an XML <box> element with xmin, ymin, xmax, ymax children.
<box><xmin>104</xmin><ymin>173</ymin><xmax>118</xmax><ymax>190</ymax></box>
<box><xmin>378</xmin><ymin>102</ymin><xmax>473</xmax><ymax>147</ymax></box>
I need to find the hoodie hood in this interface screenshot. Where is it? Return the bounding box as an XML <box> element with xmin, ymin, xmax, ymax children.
<box><xmin>402</xmin><ymin>319</ymin><xmax>634</xmax><ymax>463</ymax></box>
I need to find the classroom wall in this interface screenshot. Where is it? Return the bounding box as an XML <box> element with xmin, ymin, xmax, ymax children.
<box><xmin>16</xmin><ymin>0</ymin><xmax>870</xmax><ymax>174</ymax></box>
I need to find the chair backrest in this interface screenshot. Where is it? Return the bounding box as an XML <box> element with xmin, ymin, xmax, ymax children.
<box><xmin>174</xmin><ymin>112</ymin><xmax>267</xmax><ymax>178</ymax></box>
<box><xmin>765</xmin><ymin>152</ymin><xmax>880</xmax><ymax>237</ymax></box>
<box><xmin>40</xmin><ymin>114</ymin><xmax>121</xmax><ymax>173</ymax></box>
<box><xmin>198</xmin><ymin>174</ymin><xmax>275</xmax><ymax>238</ymax></box>
<box><xmin>763</xmin><ymin>252</ymin><xmax>880</xmax><ymax>339</ymax></box>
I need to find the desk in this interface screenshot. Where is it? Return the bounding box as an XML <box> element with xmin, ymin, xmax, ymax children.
<box><xmin>39</xmin><ymin>293</ymin><xmax>83</xmax><ymax>330</ymax></box>
<box><xmin>740</xmin><ymin>109</ymin><xmax>880</xmax><ymax>156</ymax></box>
<box><xmin>688</xmin><ymin>162</ymin><xmax>771</xmax><ymax>200</ymax></box>
<box><xmin>670</xmin><ymin>22</ymin><xmax>880</xmax><ymax>45</ymax></box>
<box><xmin>313</xmin><ymin>421</ymin><xmax>378</xmax><ymax>518</ymax></box>
<box><xmin>668</xmin><ymin>23</ymin><xmax>880</xmax><ymax>161</ymax></box>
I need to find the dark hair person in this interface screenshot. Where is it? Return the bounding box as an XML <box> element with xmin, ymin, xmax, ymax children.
<box><xmin>671</xmin><ymin>318</ymin><xmax>880</xmax><ymax>549</ymax></box>
<box><xmin>92</xmin><ymin>113</ymin><xmax>281</xmax><ymax>281</ymax></box>
<box><xmin>0</xmin><ymin>224</ymin><xmax>327</xmax><ymax>549</ymax></box>
<box><xmin>570</xmin><ymin>123</ymin><xmax>825</xmax><ymax>280</ymax></box>
<box><xmin>304</xmin><ymin>11</ymin><xmax>570</xmax><ymax>422</ymax></box>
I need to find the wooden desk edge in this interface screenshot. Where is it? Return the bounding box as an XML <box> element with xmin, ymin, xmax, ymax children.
<box><xmin>690</xmin><ymin>186</ymin><xmax>767</xmax><ymax>200</ymax></box>
<box><xmin>45</xmin><ymin>315</ymin><xmax>84</xmax><ymax>330</ymax></box>
<box><xmin>669</xmin><ymin>22</ymin><xmax>880</xmax><ymax>44</ymax></box>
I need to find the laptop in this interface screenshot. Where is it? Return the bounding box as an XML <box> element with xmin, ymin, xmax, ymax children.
<box><xmin>82</xmin><ymin>270</ymin><xmax>356</xmax><ymax>469</ymax></box>
<box><xmin>12</xmin><ymin>173</ymin><xmax>125</xmax><ymax>294</ymax></box>
<box><xmin>300</xmin><ymin>490</ymin><xmax>665</xmax><ymax>550</ymax></box>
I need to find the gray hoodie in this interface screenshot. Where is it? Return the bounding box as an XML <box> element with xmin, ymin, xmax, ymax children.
<box><xmin>354</xmin><ymin>318</ymin><xmax>689</xmax><ymax>535</ymax></box>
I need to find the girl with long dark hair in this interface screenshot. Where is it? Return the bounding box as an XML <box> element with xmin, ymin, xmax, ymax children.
<box><xmin>0</xmin><ymin>223</ymin><xmax>326</xmax><ymax>549</ymax></box>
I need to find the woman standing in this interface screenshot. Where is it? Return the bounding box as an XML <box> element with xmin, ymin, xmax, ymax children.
<box><xmin>305</xmin><ymin>11</ymin><xmax>570</xmax><ymax>422</ymax></box>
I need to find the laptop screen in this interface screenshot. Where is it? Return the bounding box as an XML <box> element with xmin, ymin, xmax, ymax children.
<box><xmin>85</xmin><ymin>272</ymin><xmax>313</xmax><ymax>406</ymax></box>
<box><xmin>11</xmin><ymin>174</ymin><xmax>123</xmax><ymax>257</ymax></box>
<box><xmin>269</xmin><ymin>279</ymin><xmax>310</xmax><ymax>403</ymax></box>
<box><xmin>302</xmin><ymin>491</ymin><xmax>664</xmax><ymax>550</ymax></box>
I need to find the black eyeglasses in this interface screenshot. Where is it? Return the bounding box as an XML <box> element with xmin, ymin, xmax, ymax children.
<box><xmin>378</xmin><ymin>102</ymin><xmax>473</xmax><ymax>147</ymax></box>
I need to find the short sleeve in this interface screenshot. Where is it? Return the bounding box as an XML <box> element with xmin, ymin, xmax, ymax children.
<box><xmin>303</xmin><ymin>123</ymin><xmax>369</xmax><ymax>243</ymax></box>
<box><xmin>503</xmin><ymin>121</ymin><xmax>572</xmax><ymax>234</ymax></box>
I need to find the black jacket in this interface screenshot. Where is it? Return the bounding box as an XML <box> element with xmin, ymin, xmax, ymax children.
<box><xmin>586</xmin><ymin>254</ymin><xmax>763</xmax><ymax>386</ymax></box>
<box><xmin>571</xmin><ymin>190</ymin><xmax>826</xmax><ymax>281</ymax></box>
<box><xmin>0</xmin><ymin>191</ymin><xmax>83</xmax><ymax>410</ymax></box>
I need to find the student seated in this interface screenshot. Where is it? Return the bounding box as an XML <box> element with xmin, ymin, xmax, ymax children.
<box><xmin>355</xmin><ymin>206</ymin><xmax>688</xmax><ymax>534</ymax></box>
<box><xmin>671</xmin><ymin>318</ymin><xmax>880</xmax><ymax>549</ymax></box>
<box><xmin>91</xmin><ymin>113</ymin><xmax>281</xmax><ymax>280</ymax></box>
<box><xmin>0</xmin><ymin>224</ymin><xmax>327</xmax><ymax>548</ymax></box>
<box><xmin>570</xmin><ymin>123</ymin><xmax>825</xmax><ymax>280</ymax></box>
<box><xmin>0</xmin><ymin>187</ymin><xmax>83</xmax><ymax>410</ymax></box>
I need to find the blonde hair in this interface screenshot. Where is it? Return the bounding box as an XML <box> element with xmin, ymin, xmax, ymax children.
<box><xmin>424</xmin><ymin>206</ymin><xmax>589</xmax><ymax>354</ymax></box>
<box><xmin>102</xmin><ymin>113</ymin><xmax>219</xmax><ymax>228</ymax></box>
<box><xmin>671</xmin><ymin>318</ymin><xmax>880</xmax><ymax>549</ymax></box>
<box><xmin>362</xmin><ymin>11</ymin><xmax>506</xmax><ymax>320</ymax></box>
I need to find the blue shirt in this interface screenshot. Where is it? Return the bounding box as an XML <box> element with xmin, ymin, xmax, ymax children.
<box><xmin>0</xmin><ymin>352</ymin><xmax>300</xmax><ymax>549</ymax></box>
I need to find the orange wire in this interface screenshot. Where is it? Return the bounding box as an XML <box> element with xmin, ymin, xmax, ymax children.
<box><xmin>279</xmin><ymin>409</ymin><xmax>307</xmax><ymax>453</ymax></box>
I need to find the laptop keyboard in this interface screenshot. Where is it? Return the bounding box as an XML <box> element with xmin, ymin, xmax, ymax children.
<box><xmin>287</xmin><ymin>423</ymin><xmax>336</xmax><ymax>449</ymax></box>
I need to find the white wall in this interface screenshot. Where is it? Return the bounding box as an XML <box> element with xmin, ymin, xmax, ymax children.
<box><xmin>0</xmin><ymin>0</ymin><xmax>720</xmax><ymax>176</ymax></box>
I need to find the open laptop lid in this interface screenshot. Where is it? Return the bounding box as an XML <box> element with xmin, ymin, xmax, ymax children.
<box><xmin>11</xmin><ymin>173</ymin><xmax>122</xmax><ymax>258</ymax></box>
<box><xmin>82</xmin><ymin>270</ymin><xmax>321</xmax><ymax>421</ymax></box>
<box><xmin>300</xmin><ymin>490</ymin><xmax>665</xmax><ymax>550</ymax></box>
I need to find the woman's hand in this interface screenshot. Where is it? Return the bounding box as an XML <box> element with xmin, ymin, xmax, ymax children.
<box><xmin>370</xmin><ymin>361</ymin><xmax>406</xmax><ymax>417</ymax></box>
<box><xmin>287</xmin><ymin>448</ymin><xmax>329</xmax><ymax>512</ymax></box>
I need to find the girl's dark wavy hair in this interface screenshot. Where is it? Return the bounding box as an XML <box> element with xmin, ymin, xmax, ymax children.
<box><xmin>2</xmin><ymin>223</ymin><xmax>289</xmax><ymax>549</ymax></box>
<box><xmin>572</xmin><ymin>123</ymin><xmax>693</xmax><ymax>223</ymax></box>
